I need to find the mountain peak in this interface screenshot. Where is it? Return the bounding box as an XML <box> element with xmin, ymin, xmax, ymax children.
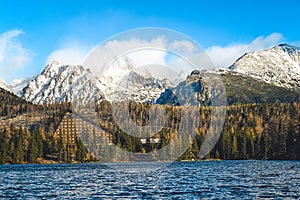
<box><xmin>20</xmin><ymin>56</ymin><xmax>173</xmax><ymax>104</ymax></box>
<box><xmin>230</xmin><ymin>44</ymin><xmax>300</xmax><ymax>89</ymax></box>
<box><xmin>45</xmin><ymin>60</ymin><xmax>61</xmax><ymax>70</ymax></box>
<box><xmin>278</xmin><ymin>43</ymin><xmax>300</xmax><ymax>49</ymax></box>
<box><xmin>276</xmin><ymin>43</ymin><xmax>300</xmax><ymax>57</ymax></box>
<box><xmin>21</xmin><ymin>61</ymin><xmax>103</xmax><ymax>104</ymax></box>
<box><xmin>43</xmin><ymin>60</ymin><xmax>63</xmax><ymax>76</ymax></box>
<box><xmin>132</xmin><ymin>67</ymin><xmax>153</xmax><ymax>79</ymax></box>
<box><xmin>50</xmin><ymin>60</ymin><xmax>60</xmax><ymax>66</ymax></box>
<box><xmin>13</xmin><ymin>44</ymin><xmax>300</xmax><ymax>105</ymax></box>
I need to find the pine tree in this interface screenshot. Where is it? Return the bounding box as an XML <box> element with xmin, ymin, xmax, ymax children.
<box><xmin>28</xmin><ymin>133</ymin><xmax>38</xmax><ymax>163</ymax></box>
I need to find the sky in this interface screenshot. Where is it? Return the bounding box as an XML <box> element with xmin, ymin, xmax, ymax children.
<box><xmin>0</xmin><ymin>0</ymin><xmax>300</xmax><ymax>83</ymax></box>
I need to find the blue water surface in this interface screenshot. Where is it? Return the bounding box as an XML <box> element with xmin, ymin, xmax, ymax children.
<box><xmin>0</xmin><ymin>160</ymin><xmax>299</xmax><ymax>199</ymax></box>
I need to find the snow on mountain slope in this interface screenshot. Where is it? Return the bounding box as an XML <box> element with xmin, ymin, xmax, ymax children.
<box><xmin>96</xmin><ymin>56</ymin><xmax>173</xmax><ymax>102</ymax></box>
<box><xmin>0</xmin><ymin>78</ymin><xmax>32</xmax><ymax>94</ymax></box>
<box><xmin>10</xmin><ymin>78</ymin><xmax>33</xmax><ymax>95</ymax></box>
<box><xmin>19</xmin><ymin>44</ymin><xmax>300</xmax><ymax>105</ymax></box>
<box><xmin>20</xmin><ymin>61</ymin><xmax>104</xmax><ymax>104</ymax></box>
<box><xmin>229</xmin><ymin>44</ymin><xmax>300</xmax><ymax>89</ymax></box>
<box><xmin>98</xmin><ymin>56</ymin><xmax>135</xmax><ymax>88</ymax></box>
<box><xmin>106</xmin><ymin>71</ymin><xmax>173</xmax><ymax>102</ymax></box>
<box><xmin>157</xmin><ymin>67</ymin><xmax>300</xmax><ymax>106</ymax></box>
<box><xmin>20</xmin><ymin>57</ymin><xmax>173</xmax><ymax>104</ymax></box>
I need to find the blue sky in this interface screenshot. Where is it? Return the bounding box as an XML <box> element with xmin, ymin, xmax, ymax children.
<box><xmin>0</xmin><ymin>0</ymin><xmax>299</xmax><ymax>83</ymax></box>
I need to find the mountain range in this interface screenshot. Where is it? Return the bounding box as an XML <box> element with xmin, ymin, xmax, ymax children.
<box><xmin>1</xmin><ymin>44</ymin><xmax>300</xmax><ymax>105</ymax></box>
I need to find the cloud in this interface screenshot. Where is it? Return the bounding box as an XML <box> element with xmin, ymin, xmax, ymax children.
<box><xmin>46</xmin><ymin>37</ymin><xmax>171</xmax><ymax>83</ymax></box>
<box><xmin>166</xmin><ymin>33</ymin><xmax>285</xmax><ymax>71</ymax></box>
<box><xmin>168</xmin><ymin>40</ymin><xmax>195</xmax><ymax>53</ymax></box>
<box><xmin>82</xmin><ymin>36</ymin><xmax>204</xmax><ymax>82</ymax></box>
<box><xmin>46</xmin><ymin>43</ymin><xmax>91</xmax><ymax>66</ymax></box>
<box><xmin>83</xmin><ymin>36</ymin><xmax>169</xmax><ymax>76</ymax></box>
<box><xmin>0</xmin><ymin>29</ymin><xmax>33</xmax><ymax>78</ymax></box>
<box><xmin>205</xmin><ymin>33</ymin><xmax>284</xmax><ymax>68</ymax></box>
<box><xmin>48</xmin><ymin>37</ymin><xmax>169</xmax><ymax>69</ymax></box>
<box><xmin>48</xmin><ymin>32</ymin><xmax>286</xmax><ymax>82</ymax></box>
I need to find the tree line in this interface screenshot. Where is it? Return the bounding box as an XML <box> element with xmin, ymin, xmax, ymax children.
<box><xmin>0</xmin><ymin>88</ymin><xmax>92</xmax><ymax>163</ymax></box>
<box><xmin>96</xmin><ymin>101</ymin><xmax>300</xmax><ymax>161</ymax></box>
<box><xmin>0</xmin><ymin>86</ymin><xmax>299</xmax><ymax>163</ymax></box>
<box><xmin>0</xmin><ymin>125</ymin><xmax>92</xmax><ymax>164</ymax></box>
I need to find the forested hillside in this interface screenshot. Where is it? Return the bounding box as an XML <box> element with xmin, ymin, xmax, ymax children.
<box><xmin>0</xmin><ymin>87</ymin><xmax>299</xmax><ymax>164</ymax></box>
<box><xmin>0</xmin><ymin>88</ymin><xmax>83</xmax><ymax>164</ymax></box>
<box><xmin>0</xmin><ymin>87</ymin><xmax>33</xmax><ymax>117</ymax></box>
<box><xmin>96</xmin><ymin>101</ymin><xmax>300</xmax><ymax>161</ymax></box>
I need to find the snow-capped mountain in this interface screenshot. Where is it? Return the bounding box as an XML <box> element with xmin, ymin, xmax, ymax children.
<box><xmin>157</xmin><ymin>67</ymin><xmax>300</xmax><ymax>106</ymax></box>
<box><xmin>20</xmin><ymin>61</ymin><xmax>104</xmax><ymax>104</ymax></box>
<box><xmin>0</xmin><ymin>78</ymin><xmax>32</xmax><ymax>94</ymax></box>
<box><xmin>230</xmin><ymin>44</ymin><xmax>300</xmax><ymax>89</ymax></box>
<box><xmin>10</xmin><ymin>78</ymin><xmax>33</xmax><ymax>95</ymax></box>
<box><xmin>20</xmin><ymin>58</ymin><xmax>173</xmax><ymax>104</ymax></box>
<box><xmin>106</xmin><ymin>71</ymin><xmax>173</xmax><ymax>102</ymax></box>
<box><xmin>98</xmin><ymin>56</ymin><xmax>136</xmax><ymax>89</ymax></box>
<box><xmin>156</xmin><ymin>43</ymin><xmax>300</xmax><ymax>106</ymax></box>
<box><xmin>14</xmin><ymin>44</ymin><xmax>300</xmax><ymax>105</ymax></box>
<box><xmin>96</xmin><ymin>56</ymin><xmax>173</xmax><ymax>102</ymax></box>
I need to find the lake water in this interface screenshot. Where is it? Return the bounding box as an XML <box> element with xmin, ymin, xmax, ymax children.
<box><xmin>0</xmin><ymin>160</ymin><xmax>299</xmax><ymax>199</ymax></box>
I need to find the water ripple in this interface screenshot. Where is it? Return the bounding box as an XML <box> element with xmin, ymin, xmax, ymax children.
<box><xmin>0</xmin><ymin>161</ymin><xmax>299</xmax><ymax>199</ymax></box>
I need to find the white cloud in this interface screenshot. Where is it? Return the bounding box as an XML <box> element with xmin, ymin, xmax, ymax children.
<box><xmin>83</xmin><ymin>36</ymin><xmax>205</xmax><ymax>81</ymax></box>
<box><xmin>46</xmin><ymin>43</ymin><xmax>91</xmax><ymax>66</ymax></box>
<box><xmin>83</xmin><ymin>37</ymin><xmax>168</xmax><ymax>77</ymax></box>
<box><xmin>47</xmin><ymin>38</ymin><xmax>168</xmax><ymax>79</ymax></box>
<box><xmin>205</xmin><ymin>33</ymin><xmax>284</xmax><ymax>68</ymax></box>
<box><xmin>168</xmin><ymin>40</ymin><xmax>195</xmax><ymax>53</ymax></box>
<box><xmin>0</xmin><ymin>30</ymin><xmax>33</xmax><ymax>79</ymax></box>
<box><xmin>127</xmin><ymin>49</ymin><xmax>166</xmax><ymax>67</ymax></box>
<box><xmin>47</xmin><ymin>32</ymin><xmax>286</xmax><ymax>82</ymax></box>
